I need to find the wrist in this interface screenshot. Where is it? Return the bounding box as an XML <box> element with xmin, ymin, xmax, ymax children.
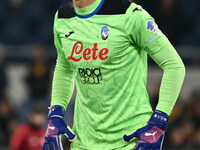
<box><xmin>149</xmin><ymin>110</ymin><xmax>169</xmax><ymax>130</ymax></box>
<box><xmin>48</xmin><ymin>105</ymin><xmax>65</xmax><ymax>120</ymax></box>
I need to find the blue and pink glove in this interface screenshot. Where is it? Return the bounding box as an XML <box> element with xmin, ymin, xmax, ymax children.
<box><xmin>42</xmin><ymin>105</ymin><xmax>76</xmax><ymax>150</ymax></box>
<box><xmin>123</xmin><ymin>110</ymin><xmax>169</xmax><ymax>150</ymax></box>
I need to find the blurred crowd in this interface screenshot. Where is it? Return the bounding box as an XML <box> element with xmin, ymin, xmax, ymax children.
<box><xmin>0</xmin><ymin>0</ymin><xmax>200</xmax><ymax>150</ymax></box>
<box><xmin>0</xmin><ymin>44</ymin><xmax>75</xmax><ymax>149</ymax></box>
<box><xmin>0</xmin><ymin>44</ymin><xmax>50</xmax><ymax>149</ymax></box>
<box><xmin>0</xmin><ymin>0</ymin><xmax>67</xmax><ymax>44</ymax></box>
<box><xmin>0</xmin><ymin>0</ymin><xmax>199</xmax><ymax>46</ymax></box>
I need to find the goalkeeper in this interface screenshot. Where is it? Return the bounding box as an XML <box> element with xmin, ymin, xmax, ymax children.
<box><xmin>42</xmin><ymin>0</ymin><xmax>185</xmax><ymax>150</ymax></box>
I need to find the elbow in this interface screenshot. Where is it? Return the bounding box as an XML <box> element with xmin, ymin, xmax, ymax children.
<box><xmin>182</xmin><ymin>63</ymin><xmax>186</xmax><ymax>79</ymax></box>
<box><xmin>163</xmin><ymin>58</ymin><xmax>186</xmax><ymax>80</ymax></box>
<box><xmin>176</xmin><ymin>60</ymin><xmax>186</xmax><ymax>80</ymax></box>
<box><xmin>180</xmin><ymin>60</ymin><xmax>186</xmax><ymax>77</ymax></box>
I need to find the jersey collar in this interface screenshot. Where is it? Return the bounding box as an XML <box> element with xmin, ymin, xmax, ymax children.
<box><xmin>74</xmin><ymin>0</ymin><xmax>105</xmax><ymax>19</ymax></box>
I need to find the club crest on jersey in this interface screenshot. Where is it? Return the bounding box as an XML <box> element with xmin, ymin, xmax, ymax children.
<box><xmin>101</xmin><ymin>26</ymin><xmax>109</xmax><ymax>40</ymax></box>
<box><xmin>147</xmin><ymin>21</ymin><xmax>156</xmax><ymax>32</ymax></box>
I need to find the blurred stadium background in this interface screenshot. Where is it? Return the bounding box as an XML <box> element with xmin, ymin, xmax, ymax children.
<box><xmin>0</xmin><ymin>0</ymin><xmax>199</xmax><ymax>149</ymax></box>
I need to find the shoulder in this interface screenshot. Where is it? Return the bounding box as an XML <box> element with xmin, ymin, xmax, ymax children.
<box><xmin>57</xmin><ymin>2</ymin><xmax>76</xmax><ymax>19</ymax></box>
<box><xmin>125</xmin><ymin>3</ymin><xmax>144</xmax><ymax>16</ymax></box>
<box><xmin>97</xmin><ymin>0</ymin><xmax>131</xmax><ymax>15</ymax></box>
<box><xmin>125</xmin><ymin>3</ymin><xmax>154</xmax><ymax>25</ymax></box>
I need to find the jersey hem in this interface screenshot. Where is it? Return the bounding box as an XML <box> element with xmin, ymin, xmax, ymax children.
<box><xmin>71</xmin><ymin>141</ymin><xmax>133</xmax><ymax>150</ymax></box>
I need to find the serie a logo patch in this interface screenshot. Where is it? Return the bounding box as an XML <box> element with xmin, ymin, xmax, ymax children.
<box><xmin>147</xmin><ymin>20</ymin><xmax>156</xmax><ymax>32</ymax></box>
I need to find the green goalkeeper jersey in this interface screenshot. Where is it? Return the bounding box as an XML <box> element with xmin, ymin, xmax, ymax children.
<box><xmin>51</xmin><ymin>0</ymin><xmax>182</xmax><ymax>149</ymax></box>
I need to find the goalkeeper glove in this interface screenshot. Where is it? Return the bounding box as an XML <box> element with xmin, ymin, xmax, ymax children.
<box><xmin>42</xmin><ymin>105</ymin><xmax>76</xmax><ymax>150</ymax></box>
<box><xmin>123</xmin><ymin>110</ymin><xmax>169</xmax><ymax>150</ymax></box>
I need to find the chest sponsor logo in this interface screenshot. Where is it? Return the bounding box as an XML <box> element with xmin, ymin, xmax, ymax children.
<box><xmin>78</xmin><ymin>68</ymin><xmax>102</xmax><ymax>84</ymax></box>
<box><xmin>67</xmin><ymin>41</ymin><xmax>109</xmax><ymax>62</ymax></box>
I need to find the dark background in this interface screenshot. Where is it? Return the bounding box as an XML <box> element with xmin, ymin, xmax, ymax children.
<box><xmin>0</xmin><ymin>0</ymin><xmax>200</xmax><ymax>149</ymax></box>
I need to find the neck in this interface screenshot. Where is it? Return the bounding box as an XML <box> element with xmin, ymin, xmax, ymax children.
<box><xmin>73</xmin><ymin>0</ymin><xmax>96</xmax><ymax>8</ymax></box>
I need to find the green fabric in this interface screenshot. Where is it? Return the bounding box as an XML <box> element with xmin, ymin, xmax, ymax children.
<box><xmin>151</xmin><ymin>41</ymin><xmax>186</xmax><ymax>115</ymax></box>
<box><xmin>51</xmin><ymin>14</ymin><xmax>75</xmax><ymax>108</ymax></box>
<box><xmin>70</xmin><ymin>139</ymin><xmax>137</xmax><ymax>150</ymax></box>
<box><xmin>51</xmin><ymin>2</ymin><xmax>185</xmax><ymax>150</ymax></box>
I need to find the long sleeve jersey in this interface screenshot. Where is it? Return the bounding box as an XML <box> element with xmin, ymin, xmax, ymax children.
<box><xmin>51</xmin><ymin>0</ymin><xmax>185</xmax><ymax>149</ymax></box>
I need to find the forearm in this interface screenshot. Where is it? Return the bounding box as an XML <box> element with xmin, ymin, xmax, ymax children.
<box><xmin>150</xmin><ymin>41</ymin><xmax>186</xmax><ymax>115</ymax></box>
<box><xmin>51</xmin><ymin>56</ymin><xmax>74</xmax><ymax>109</ymax></box>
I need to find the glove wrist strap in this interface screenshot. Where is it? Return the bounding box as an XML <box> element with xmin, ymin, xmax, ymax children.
<box><xmin>48</xmin><ymin>105</ymin><xmax>65</xmax><ymax>120</ymax></box>
<box><xmin>149</xmin><ymin>110</ymin><xmax>169</xmax><ymax>130</ymax></box>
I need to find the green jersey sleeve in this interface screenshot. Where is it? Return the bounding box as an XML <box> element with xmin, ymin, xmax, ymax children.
<box><xmin>51</xmin><ymin>12</ymin><xmax>75</xmax><ymax>109</ymax></box>
<box><xmin>126</xmin><ymin>3</ymin><xmax>168</xmax><ymax>55</ymax></box>
<box><xmin>125</xmin><ymin>4</ymin><xmax>185</xmax><ymax>115</ymax></box>
<box><xmin>150</xmin><ymin>41</ymin><xmax>185</xmax><ymax>115</ymax></box>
